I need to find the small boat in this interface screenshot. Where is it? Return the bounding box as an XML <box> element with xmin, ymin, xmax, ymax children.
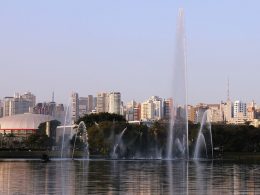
<box><xmin>41</xmin><ymin>153</ymin><xmax>51</xmax><ymax>163</ymax></box>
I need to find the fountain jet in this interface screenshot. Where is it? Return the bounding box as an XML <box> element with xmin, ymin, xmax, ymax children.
<box><xmin>167</xmin><ymin>8</ymin><xmax>189</xmax><ymax>159</ymax></box>
<box><xmin>72</xmin><ymin>121</ymin><xmax>89</xmax><ymax>159</ymax></box>
<box><xmin>111</xmin><ymin>127</ymin><xmax>127</xmax><ymax>159</ymax></box>
<box><xmin>193</xmin><ymin>110</ymin><xmax>213</xmax><ymax>159</ymax></box>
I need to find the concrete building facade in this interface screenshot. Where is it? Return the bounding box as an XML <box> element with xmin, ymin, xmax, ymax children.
<box><xmin>109</xmin><ymin>92</ymin><xmax>121</xmax><ymax>115</ymax></box>
<box><xmin>233</xmin><ymin>100</ymin><xmax>247</xmax><ymax>118</ymax></box>
<box><xmin>79</xmin><ymin>97</ymin><xmax>88</xmax><ymax>117</ymax></box>
<box><xmin>140</xmin><ymin>96</ymin><xmax>163</xmax><ymax>121</ymax></box>
<box><xmin>96</xmin><ymin>92</ymin><xmax>109</xmax><ymax>113</ymax></box>
<box><xmin>187</xmin><ymin>105</ymin><xmax>196</xmax><ymax>123</ymax></box>
<box><xmin>87</xmin><ymin>95</ymin><xmax>94</xmax><ymax>113</ymax></box>
<box><xmin>3</xmin><ymin>92</ymin><xmax>36</xmax><ymax>117</ymax></box>
<box><xmin>71</xmin><ymin>92</ymin><xmax>79</xmax><ymax>122</ymax></box>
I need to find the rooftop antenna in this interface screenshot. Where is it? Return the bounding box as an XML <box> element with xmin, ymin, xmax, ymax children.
<box><xmin>227</xmin><ymin>77</ymin><xmax>230</xmax><ymax>101</ymax></box>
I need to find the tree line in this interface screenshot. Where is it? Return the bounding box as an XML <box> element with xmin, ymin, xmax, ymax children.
<box><xmin>2</xmin><ymin>113</ymin><xmax>260</xmax><ymax>156</ymax></box>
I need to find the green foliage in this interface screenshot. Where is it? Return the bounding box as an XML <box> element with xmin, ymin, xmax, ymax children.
<box><xmin>25</xmin><ymin>133</ymin><xmax>50</xmax><ymax>149</ymax></box>
<box><xmin>86</xmin><ymin>120</ymin><xmax>128</xmax><ymax>155</ymax></box>
<box><xmin>212</xmin><ymin>124</ymin><xmax>260</xmax><ymax>152</ymax></box>
<box><xmin>5</xmin><ymin>133</ymin><xmax>15</xmax><ymax>137</ymax></box>
<box><xmin>77</xmin><ymin>112</ymin><xmax>126</xmax><ymax>128</ymax></box>
<box><xmin>75</xmin><ymin>113</ymin><xmax>127</xmax><ymax>155</ymax></box>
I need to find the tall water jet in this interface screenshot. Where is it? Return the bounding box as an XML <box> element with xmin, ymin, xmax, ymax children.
<box><xmin>167</xmin><ymin>8</ymin><xmax>189</xmax><ymax>159</ymax></box>
<box><xmin>193</xmin><ymin>110</ymin><xmax>213</xmax><ymax>159</ymax></box>
<box><xmin>111</xmin><ymin>127</ymin><xmax>127</xmax><ymax>159</ymax></box>
<box><xmin>60</xmin><ymin>103</ymin><xmax>72</xmax><ymax>158</ymax></box>
<box><xmin>72</xmin><ymin>121</ymin><xmax>89</xmax><ymax>159</ymax></box>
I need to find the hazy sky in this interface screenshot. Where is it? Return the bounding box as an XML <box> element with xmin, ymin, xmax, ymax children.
<box><xmin>0</xmin><ymin>1</ymin><xmax>260</xmax><ymax>105</ymax></box>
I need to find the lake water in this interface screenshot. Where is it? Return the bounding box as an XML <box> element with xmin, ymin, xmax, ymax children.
<box><xmin>0</xmin><ymin>159</ymin><xmax>260</xmax><ymax>194</ymax></box>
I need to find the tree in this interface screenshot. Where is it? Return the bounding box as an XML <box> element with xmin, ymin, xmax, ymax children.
<box><xmin>25</xmin><ymin>120</ymin><xmax>61</xmax><ymax>150</ymax></box>
<box><xmin>76</xmin><ymin>112</ymin><xmax>126</xmax><ymax>128</ymax></box>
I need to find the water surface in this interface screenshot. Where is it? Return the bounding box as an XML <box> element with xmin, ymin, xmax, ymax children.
<box><xmin>0</xmin><ymin>160</ymin><xmax>259</xmax><ymax>194</ymax></box>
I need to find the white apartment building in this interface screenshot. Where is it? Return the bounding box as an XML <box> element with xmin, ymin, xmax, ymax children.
<box><xmin>71</xmin><ymin>92</ymin><xmax>79</xmax><ymax>122</ymax></box>
<box><xmin>141</xmin><ymin>100</ymin><xmax>154</xmax><ymax>120</ymax></box>
<box><xmin>233</xmin><ymin>100</ymin><xmax>247</xmax><ymax>118</ymax></box>
<box><xmin>221</xmin><ymin>100</ymin><xmax>233</xmax><ymax>123</ymax></box>
<box><xmin>125</xmin><ymin>100</ymin><xmax>137</xmax><ymax>121</ymax></box>
<box><xmin>96</xmin><ymin>92</ymin><xmax>109</xmax><ymax>113</ymax></box>
<box><xmin>108</xmin><ymin>92</ymin><xmax>121</xmax><ymax>115</ymax></box>
<box><xmin>152</xmin><ymin>97</ymin><xmax>163</xmax><ymax>120</ymax></box>
<box><xmin>140</xmin><ymin>96</ymin><xmax>163</xmax><ymax>121</ymax></box>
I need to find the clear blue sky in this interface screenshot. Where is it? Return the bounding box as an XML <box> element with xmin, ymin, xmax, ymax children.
<box><xmin>0</xmin><ymin>1</ymin><xmax>259</xmax><ymax>105</ymax></box>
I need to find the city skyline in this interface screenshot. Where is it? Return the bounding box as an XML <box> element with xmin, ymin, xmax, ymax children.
<box><xmin>1</xmin><ymin>89</ymin><xmax>259</xmax><ymax>107</ymax></box>
<box><xmin>1</xmin><ymin>90</ymin><xmax>259</xmax><ymax>127</ymax></box>
<box><xmin>1</xmin><ymin>1</ymin><xmax>260</xmax><ymax>104</ymax></box>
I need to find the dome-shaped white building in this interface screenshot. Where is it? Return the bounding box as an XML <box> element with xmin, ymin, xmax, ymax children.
<box><xmin>0</xmin><ymin>113</ymin><xmax>54</xmax><ymax>137</ymax></box>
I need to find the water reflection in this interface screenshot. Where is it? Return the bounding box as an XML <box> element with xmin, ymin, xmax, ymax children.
<box><xmin>0</xmin><ymin>160</ymin><xmax>260</xmax><ymax>194</ymax></box>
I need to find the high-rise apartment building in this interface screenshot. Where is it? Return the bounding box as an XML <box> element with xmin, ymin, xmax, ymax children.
<box><xmin>96</xmin><ymin>93</ymin><xmax>109</xmax><ymax>113</ymax></box>
<box><xmin>93</xmin><ymin>97</ymin><xmax>97</xmax><ymax>111</ymax></box>
<box><xmin>87</xmin><ymin>95</ymin><xmax>94</xmax><ymax>113</ymax></box>
<box><xmin>151</xmin><ymin>96</ymin><xmax>163</xmax><ymax>120</ymax></box>
<box><xmin>20</xmin><ymin>92</ymin><xmax>36</xmax><ymax>110</ymax></box>
<box><xmin>195</xmin><ymin>103</ymin><xmax>208</xmax><ymax>124</ymax></box>
<box><xmin>221</xmin><ymin>99</ymin><xmax>233</xmax><ymax>123</ymax></box>
<box><xmin>207</xmin><ymin>104</ymin><xmax>223</xmax><ymax>123</ymax></box>
<box><xmin>233</xmin><ymin>100</ymin><xmax>247</xmax><ymax>118</ymax></box>
<box><xmin>163</xmin><ymin>98</ymin><xmax>173</xmax><ymax>119</ymax></box>
<box><xmin>247</xmin><ymin>101</ymin><xmax>256</xmax><ymax>121</ymax></box>
<box><xmin>0</xmin><ymin>101</ymin><xmax>3</xmax><ymax>118</ymax></box>
<box><xmin>109</xmin><ymin>92</ymin><xmax>121</xmax><ymax>115</ymax></box>
<box><xmin>133</xmin><ymin>104</ymin><xmax>141</xmax><ymax>121</ymax></box>
<box><xmin>141</xmin><ymin>101</ymin><xmax>154</xmax><ymax>120</ymax></box>
<box><xmin>227</xmin><ymin>100</ymin><xmax>247</xmax><ymax>124</ymax></box>
<box><xmin>33</xmin><ymin>102</ymin><xmax>56</xmax><ymax>117</ymax></box>
<box><xmin>140</xmin><ymin>96</ymin><xmax>163</xmax><ymax>121</ymax></box>
<box><xmin>71</xmin><ymin>92</ymin><xmax>79</xmax><ymax>122</ymax></box>
<box><xmin>3</xmin><ymin>92</ymin><xmax>36</xmax><ymax>117</ymax></box>
<box><xmin>187</xmin><ymin>105</ymin><xmax>196</xmax><ymax>123</ymax></box>
<box><xmin>79</xmin><ymin>97</ymin><xmax>88</xmax><ymax>117</ymax></box>
<box><xmin>125</xmin><ymin>100</ymin><xmax>136</xmax><ymax>121</ymax></box>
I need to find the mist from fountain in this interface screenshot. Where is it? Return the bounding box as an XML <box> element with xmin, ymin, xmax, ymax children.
<box><xmin>193</xmin><ymin>110</ymin><xmax>213</xmax><ymax>159</ymax></box>
<box><xmin>72</xmin><ymin>121</ymin><xmax>89</xmax><ymax>159</ymax></box>
<box><xmin>111</xmin><ymin>127</ymin><xmax>127</xmax><ymax>159</ymax></box>
<box><xmin>167</xmin><ymin>8</ymin><xmax>188</xmax><ymax>159</ymax></box>
<box><xmin>154</xmin><ymin>133</ymin><xmax>162</xmax><ymax>159</ymax></box>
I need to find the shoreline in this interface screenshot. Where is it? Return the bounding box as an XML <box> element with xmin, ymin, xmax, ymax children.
<box><xmin>1</xmin><ymin>151</ymin><xmax>260</xmax><ymax>162</ymax></box>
